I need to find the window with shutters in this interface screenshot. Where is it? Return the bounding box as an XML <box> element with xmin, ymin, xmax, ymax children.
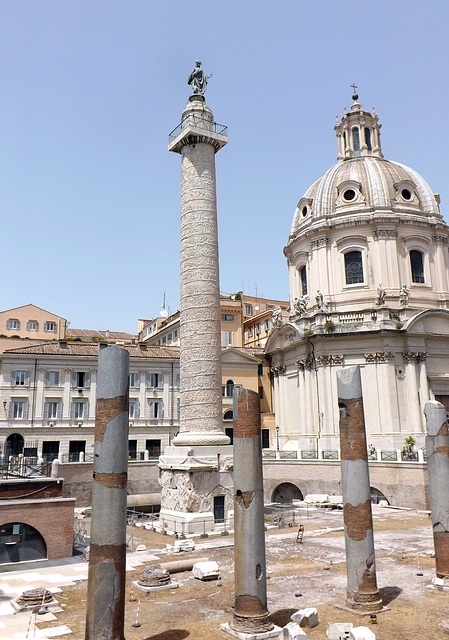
<box><xmin>71</xmin><ymin>401</ymin><xmax>88</xmax><ymax>421</ymax></box>
<box><xmin>129</xmin><ymin>400</ymin><xmax>139</xmax><ymax>420</ymax></box>
<box><xmin>9</xmin><ymin>401</ymin><xmax>28</xmax><ymax>420</ymax></box>
<box><xmin>44</xmin><ymin>322</ymin><xmax>57</xmax><ymax>332</ymax></box>
<box><xmin>264</xmin><ymin>319</ymin><xmax>270</xmax><ymax>332</ymax></box>
<box><xmin>147</xmin><ymin>372</ymin><xmax>163</xmax><ymax>389</ymax></box>
<box><xmin>72</xmin><ymin>371</ymin><xmax>90</xmax><ymax>388</ymax></box>
<box><xmin>129</xmin><ymin>372</ymin><xmax>140</xmax><ymax>388</ymax></box>
<box><xmin>176</xmin><ymin>373</ymin><xmax>180</xmax><ymax>388</ymax></box>
<box><xmin>222</xmin><ymin>314</ymin><xmax>235</xmax><ymax>322</ymax></box>
<box><xmin>245</xmin><ymin>304</ymin><xmax>253</xmax><ymax>315</ymax></box>
<box><xmin>6</xmin><ymin>319</ymin><xmax>20</xmax><ymax>330</ymax></box>
<box><xmin>149</xmin><ymin>401</ymin><xmax>163</xmax><ymax>419</ymax></box>
<box><xmin>46</xmin><ymin>371</ymin><xmax>60</xmax><ymax>387</ymax></box>
<box><xmin>248</xmin><ymin>326</ymin><xmax>253</xmax><ymax>338</ymax></box>
<box><xmin>11</xmin><ymin>370</ymin><xmax>30</xmax><ymax>387</ymax></box>
<box><xmin>26</xmin><ymin>320</ymin><xmax>39</xmax><ymax>331</ymax></box>
<box><xmin>44</xmin><ymin>400</ymin><xmax>62</xmax><ymax>420</ymax></box>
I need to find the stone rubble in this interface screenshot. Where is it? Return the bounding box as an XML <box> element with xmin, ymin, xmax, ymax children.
<box><xmin>326</xmin><ymin>622</ymin><xmax>354</xmax><ymax>639</ymax></box>
<box><xmin>349</xmin><ymin>627</ymin><xmax>376</xmax><ymax>640</ymax></box>
<box><xmin>291</xmin><ymin>607</ymin><xmax>319</xmax><ymax>628</ymax></box>
<box><xmin>280</xmin><ymin>622</ymin><xmax>308</xmax><ymax>639</ymax></box>
<box><xmin>192</xmin><ymin>561</ymin><xmax>219</xmax><ymax>581</ymax></box>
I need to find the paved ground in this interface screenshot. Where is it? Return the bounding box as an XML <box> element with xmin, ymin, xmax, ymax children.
<box><xmin>1</xmin><ymin>505</ymin><xmax>448</xmax><ymax>639</ymax></box>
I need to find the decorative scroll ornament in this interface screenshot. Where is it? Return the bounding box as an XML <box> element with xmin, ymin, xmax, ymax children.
<box><xmin>364</xmin><ymin>352</ymin><xmax>395</xmax><ymax>363</ymax></box>
<box><xmin>399</xmin><ymin>284</ymin><xmax>409</xmax><ymax>307</ymax></box>
<box><xmin>270</xmin><ymin>365</ymin><xmax>285</xmax><ymax>377</ymax></box>
<box><xmin>402</xmin><ymin>351</ymin><xmax>426</xmax><ymax>363</ymax></box>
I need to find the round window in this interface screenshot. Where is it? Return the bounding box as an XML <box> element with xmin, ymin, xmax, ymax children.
<box><xmin>302</xmin><ymin>206</ymin><xmax>307</xmax><ymax>217</ymax></box>
<box><xmin>343</xmin><ymin>189</ymin><xmax>356</xmax><ymax>201</ymax></box>
<box><xmin>401</xmin><ymin>188</ymin><xmax>412</xmax><ymax>200</ymax></box>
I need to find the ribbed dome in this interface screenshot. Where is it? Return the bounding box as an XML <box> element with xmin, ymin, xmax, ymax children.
<box><xmin>291</xmin><ymin>156</ymin><xmax>441</xmax><ymax>237</ymax></box>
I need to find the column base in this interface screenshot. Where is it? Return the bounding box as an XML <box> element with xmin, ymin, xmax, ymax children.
<box><xmin>347</xmin><ymin>591</ymin><xmax>383</xmax><ymax>613</ymax></box>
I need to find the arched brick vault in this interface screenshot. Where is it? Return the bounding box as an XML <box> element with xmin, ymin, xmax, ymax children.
<box><xmin>0</xmin><ymin>498</ymin><xmax>75</xmax><ymax>560</ymax></box>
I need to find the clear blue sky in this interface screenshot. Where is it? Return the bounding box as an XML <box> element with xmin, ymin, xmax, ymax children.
<box><xmin>2</xmin><ymin>1</ymin><xmax>448</xmax><ymax>333</ymax></box>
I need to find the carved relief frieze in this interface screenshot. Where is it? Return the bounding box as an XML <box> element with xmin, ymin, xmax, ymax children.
<box><xmin>433</xmin><ymin>235</ymin><xmax>448</xmax><ymax>245</ymax></box>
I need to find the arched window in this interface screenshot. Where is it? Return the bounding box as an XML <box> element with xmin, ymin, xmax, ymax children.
<box><xmin>225</xmin><ymin>380</ymin><xmax>235</xmax><ymax>397</ymax></box>
<box><xmin>223</xmin><ymin>410</ymin><xmax>233</xmax><ymax>420</ymax></box>
<box><xmin>345</xmin><ymin>251</ymin><xmax>364</xmax><ymax>284</ymax></box>
<box><xmin>352</xmin><ymin>127</ymin><xmax>360</xmax><ymax>152</ymax></box>
<box><xmin>299</xmin><ymin>266</ymin><xmax>307</xmax><ymax>295</ymax></box>
<box><xmin>364</xmin><ymin>127</ymin><xmax>372</xmax><ymax>151</ymax></box>
<box><xmin>410</xmin><ymin>250</ymin><xmax>425</xmax><ymax>283</ymax></box>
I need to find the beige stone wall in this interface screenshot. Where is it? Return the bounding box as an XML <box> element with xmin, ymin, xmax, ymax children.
<box><xmin>57</xmin><ymin>458</ymin><xmax>428</xmax><ymax>510</ymax></box>
<box><xmin>0</xmin><ymin>497</ymin><xmax>75</xmax><ymax>559</ymax></box>
<box><xmin>61</xmin><ymin>461</ymin><xmax>162</xmax><ymax>506</ymax></box>
<box><xmin>262</xmin><ymin>460</ymin><xmax>429</xmax><ymax>509</ymax></box>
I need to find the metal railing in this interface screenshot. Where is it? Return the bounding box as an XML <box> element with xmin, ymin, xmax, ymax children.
<box><xmin>381</xmin><ymin>450</ymin><xmax>398</xmax><ymax>462</ymax></box>
<box><xmin>322</xmin><ymin>450</ymin><xmax>339</xmax><ymax>460</ymax></box>
<box><xmin>169</xmin><ymin>116</ymin><xmax>228</xmax><ymax>142</ymax></box>
<box><xmin>300</xmin><ymin>450</ymin><xmax>319</xmax><ymax>460</ymax></box>
<box><xmin>0</xmin><ymin>458</ymin><xmax>52</xmax><ymax>479</ymax></box>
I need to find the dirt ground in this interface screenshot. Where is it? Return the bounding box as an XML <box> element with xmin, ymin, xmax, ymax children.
<box><xmin>37</xmin><ymin>505</ymin><xmax>449</xmax><ymax>639</ymax></box>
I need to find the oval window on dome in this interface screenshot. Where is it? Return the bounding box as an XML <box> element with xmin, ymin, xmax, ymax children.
<box><xmin>302</xmin><ymin>206</ymin><xmax>308</xmax><ymax>217</ymax></box>
<box><xmin>401</xmin><ymin>188</ymin><xmax>412</xmax><ymax>201</ymax></box>
<box><xmin>343</xmin><ymin>189</ymin><xmax>356</xmax><ymax>202</ymax></box>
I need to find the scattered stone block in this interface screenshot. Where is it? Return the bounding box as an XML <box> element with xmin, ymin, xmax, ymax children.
<box><xmin>291</xmin><ymin>607</ymin><xmax>319</xmax><ymax>628</ymax></box>
<box><xmin>326</xmin><ymin>622</ymin><xmax>353</xmax><ymax>639</ymax></box>
<box><xmin>304</xmin><ymin>494</ymin><xmax>329</xmax><ymax>504</ymax></box>
<box><xmin>192</xmin><ymin>560</ymin><xmax>219</xmax><ymax>580</ymax></box>
<box><xmin>173</xmin><ymin>539</ymin><xmax>196</xmax><ymax>553</ymax></box>
<box><xmin>280</xmin><ymin>622</ymin><xmax>308</xmax><ymax>639</ymax></box>
<box><xmin>349</xmin><ymin>627</ymin><xmax>376</xmax><ymax>640</ymax></box>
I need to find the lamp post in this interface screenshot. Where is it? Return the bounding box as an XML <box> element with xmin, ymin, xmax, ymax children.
<box><xmin>276</xmin><ymin>425</ymin><xmax>280</xmax><ymax>452</ymax></box>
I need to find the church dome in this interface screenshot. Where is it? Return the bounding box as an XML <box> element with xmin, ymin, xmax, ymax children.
<box><xmin>290</xmin><ymin>98</ymin><xmax>442</xmax><ymax>238</ymax></box>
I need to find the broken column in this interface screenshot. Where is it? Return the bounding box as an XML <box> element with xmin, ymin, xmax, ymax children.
<box><xmin>424</xmin><ymin>400</ymin><xmax>449</xmax><ymax>579</ymax></box>
<box><xmin>85</xmin><ymin>346</ymin><xmax>129</xmax><ymax>640</ymax></box>
<box><xmin>337</xmin><ymin>366</ymin><xmax>382</xmax><ymax>612</ymax></box>
<box><xmin>230</xmin><ymin>388</ymin><xmax>274</xmax><ymax>634</ymax></box>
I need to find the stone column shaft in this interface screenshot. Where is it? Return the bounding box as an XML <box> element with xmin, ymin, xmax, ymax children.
<box><xmin>169</xmin><ymin>94</ymin><xmax>228</xmax><ymax>447</ymax></box>
<box><xmin>231</xmin><ymin>388</ymin><xmax>273</xmax><ymax>634</ymax></box>
<box><xmin>424</xmin><ymin>400</ymin><xmax>449</xmax><ymax>578</ymax></box>
<box><xmin>337</xmin><ymin>365</ymin><xmax>382</xmax><ymax>612</ymax></box>
<box><xmin>85</xmin><ymin>346</ymin><xmax>129</xmax><ymax>640</ymax></box>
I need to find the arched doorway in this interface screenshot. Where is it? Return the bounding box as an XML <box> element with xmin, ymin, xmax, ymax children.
<box><xmin>272</xmin><ymin>483</ymin><xmax>303</xmax><ymax>504</ymax></box>
<box><xmin>5</xmin><ymin>433</ymin><xmax>24</xmax><ymax>459</ymax></box>
<box><xmin>0</xmin><ymin>522</ymin><xmax>47</xmax><ymax>563</ymax></box>
<box><xmin>370</xmin><ymin>487</ymin><xmax>389</xmax><ymax>505</ymax></box>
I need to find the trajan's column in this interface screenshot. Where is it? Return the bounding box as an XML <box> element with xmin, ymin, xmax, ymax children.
<box><xmin>159</xmin><ymin>62</ymin><xmax>233</xmax><ymax>533</ymax></box>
